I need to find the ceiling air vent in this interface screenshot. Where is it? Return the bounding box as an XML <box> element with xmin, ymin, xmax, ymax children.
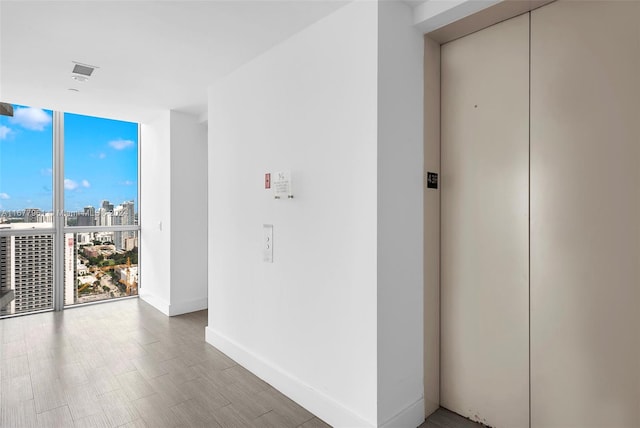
<box><xmin>0</xmin><ymin>102</ymin><xmax>13</xmax><ymax>117</ymax></box>
<box><xmin>72</xmin><ymin>62</ymin><xmax>96</xmax><ymax>77</ymax></box>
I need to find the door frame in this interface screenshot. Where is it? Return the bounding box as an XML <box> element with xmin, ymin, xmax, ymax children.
<box><xmin>422</xmin><ymin>0</ymin><xmax>555</xmax><ymax>419</ymax></box>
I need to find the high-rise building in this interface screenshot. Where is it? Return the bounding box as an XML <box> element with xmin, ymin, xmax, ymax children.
<box><xmin>101</xmin><ymin>200</ymin><xmax>114</xmax><ymax>213</ymax></box>
<box><xmin>24</xmin><ymin>208</ymin><xmax>41</xmax><ymax>223</ymax></box>
<box><xmin>77</xmin><ymin>206</ymin><xmax>95</xmax><ymax>227</ymax></box>
<box><xmin>121</xmin><ymin>201</ymin><xmax>135</xmax><ymax>225</ymax></box>
<box><xmin>0</xmin><ymin>235</ymin><xmax>11</xmax><ymax>314</ymax></box>
<box><xmin>96</xmin><ymin>200</ymin><xmax>114</xmax><ymax>227</ymax></box>
<box><xmin>97</xmin><ymin>208</ymin><xmax>108</xmax><ymax>227</ymax></box>
<box><xmin>0</xmin><ymin>224</ymin><xmax>54</xmax><ymax>316</ymax></box>
<box><xmin>77</xmin><ymin>233</ymin><xmax>92</xmax><ymax>245</ymax></box>
<box><xmin>36</xmin><ymin>212</ymin><xmax>54</xmax><ymax>223</ymax></box>
<box><xmin>113</xmin><ymin>201</ymin><xmax>135</xmax><ymax>250</ymax></box>
<box><xmin>97</xmin><ymin>199</ymin><xmax>118</xmax><ymax>227</ymax></box>
<box><xmin>112</xmin><ymin>205</ymin><xmax>123</xmax><ymax>250</ymax></box>
<box><xmin>64</xmin><ymin>234</ymin><xmax>76</xmax><ymax>306</ymax></box>
<box><xmin>124</xmin><ymin>236</ymin><xmax>138</xmax><ymax>251</ymax></box>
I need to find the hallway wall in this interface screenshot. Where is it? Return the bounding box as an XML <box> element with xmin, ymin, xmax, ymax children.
<box><xmin>207</xmin><ymin>2</ymin><xmax>380</xmax><ymax>426</ymax></box>
<box><xmin>206</xmin><ymin>1</ymin><xmax>425</xmax><ymax>426</ymax></box>
<box><xmin>140</xmin><ymin>110</ymin><xmax>208</xmax><ymax>316</ymax></box>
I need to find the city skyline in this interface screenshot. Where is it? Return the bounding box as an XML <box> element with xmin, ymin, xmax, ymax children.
<box><xmin>1</xmin><ymin>228</ymin><xmax>139</xmax><ymax>316</ymax></box>
<box><xmin>0</xmin><ymin>104</ymin><xmax>138</xmax><ymax>212</ymax></box>
<box><xmin>0</xmin><ymin>198</ymin><xmax>137</xmax><ymax>215</ymax></box>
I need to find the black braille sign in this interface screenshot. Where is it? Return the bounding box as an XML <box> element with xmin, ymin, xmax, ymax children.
<box><xmin>427</xmin><ymin>172</ymin><xmax>438</xmax><ymax>189</ymax></box>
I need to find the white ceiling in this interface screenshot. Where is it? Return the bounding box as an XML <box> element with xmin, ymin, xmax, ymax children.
<box><xmin>0</xmin><ymin>0</ymin><xmax>490</xmax><ymax>124</ymax></box>
<box><xmin>0</xmin><ymin>1</ymin><xmax>349</xmax><ymax>123</ymax></box>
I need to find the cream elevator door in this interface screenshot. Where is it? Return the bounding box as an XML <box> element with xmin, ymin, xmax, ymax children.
<box><xmin>440</xmin><ymin>13</ymin><xmax>530</xmax><ymax>428</ymax></box>
<box><xmin>530</xmin><ymin>1</ymin><xmax>640</xmax><ymax>426</ymax></box>
<box><xmin>439</xmin><ymin>2</ymin><xmax>640</xmax><ymax>427</ymax></box>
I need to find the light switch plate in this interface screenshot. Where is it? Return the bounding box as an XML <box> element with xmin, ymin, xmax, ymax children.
<box><xmin>263</xmin><ymin>224</ymin><xmax>273</xmax><ymax>263</ymax></box>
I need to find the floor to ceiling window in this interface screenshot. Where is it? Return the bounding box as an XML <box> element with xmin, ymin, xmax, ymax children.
<box><xmin>0</xmin><ymin>105</ymin><xmax>54</xmax><ymax>316</ymax></box>
<box><xmin>0</xmin><ymin>104</ymin><xmax>140</xmax><ymax>317</ymax></box>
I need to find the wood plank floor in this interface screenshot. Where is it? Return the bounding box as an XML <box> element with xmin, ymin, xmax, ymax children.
<box><xmin>420</xmin><ymin>408</ymin><xmax>485</xmax><ymax>428</ymax></box>
<box><xmin>0</xmin><ymin>298</ymin><xmax>330</xmax><ymax>428</ymax></box>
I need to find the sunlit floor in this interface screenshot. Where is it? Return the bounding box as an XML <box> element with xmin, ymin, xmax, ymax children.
<box><xmin>0</xmin><ymin>298</ymin><xmax>329</xmax><ymax>427</ymax></box>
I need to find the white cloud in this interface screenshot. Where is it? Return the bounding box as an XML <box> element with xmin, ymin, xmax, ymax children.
<box><xmin>41</xmin><ymin>168</ymin><xmax>53</xmax><ymax>176</ymax></box>
<box><xmin>65</xmin><ymin>178</ymin><xmax>90</xmax><ymax>190</ymax></box>
<box><xmin>0</xmin><ymin>193</ymin><xmax>9</xmax><ymax>200</ymax></box>
<box><xmin>64</xmin><ymin>179</ymin><xmax>78</xmax><ymax>190</ymax></box>
<box><xmin>99</xmin><ymin>153</ymin><xmax>107</xmax><ymax>159</ymax></box>
<box><xmin>108</xmin><ymin>139</ymin><xmax>135</xmax><ymax>150</ymax></box>
<box><xmin>0</xmin><ymin>125</ymin><xmax>11</xmax><ymax>139</ymax></box>
<box><xmin>10</xmin><ymin>107</ymin><xmax>52</xmax><ymax>131</ymax></box>
<box><xmin>121</xmin><ymin>180</ymin><xmax>135</xmax><ymax>186</ymax></box>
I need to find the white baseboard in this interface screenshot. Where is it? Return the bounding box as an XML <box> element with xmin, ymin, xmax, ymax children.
<box><xmin>168</xmin><ymin>296</ymin><xmax>208</xmax><ymax>316</ymax></box>
<box><xmin>139</xmin><ymin>292</ymin><xmax>170</xmax><ymax>316</ymax></box>
<box><xmin>205</xmin><ymin>327</ymin><xmax>374</xmax><ymax>428</ymax></box>
<box><xmin>380</xmin><ymin>397</ymin><xmax>425</xmax><ymax>428</ymax></box>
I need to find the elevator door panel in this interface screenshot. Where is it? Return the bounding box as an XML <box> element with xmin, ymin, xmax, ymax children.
<box><xmin>440</xmin><ymin>13</ymin><xmax>530</xmax><ymax>428</ymax></box>
<box><xmin>530</xmin><ymin>1</ymin><xmax>640</xmax><ymax>426</ymax></box>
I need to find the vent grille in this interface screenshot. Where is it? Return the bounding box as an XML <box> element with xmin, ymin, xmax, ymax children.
<box><xmin>0</xmin><ymin>102</ymin><xmax>13</xmax><ymax>117</ymax></box>
<box><xmin>72</xmin><ymin>64</ymin><xmax>94</xmax><ymax>76</ymax></box>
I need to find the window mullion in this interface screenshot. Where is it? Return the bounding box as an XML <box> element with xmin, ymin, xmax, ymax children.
<box><xmin>53</xmin><ymin>111</ymin><xmax>65</xmax><ymax>311</ymax></box>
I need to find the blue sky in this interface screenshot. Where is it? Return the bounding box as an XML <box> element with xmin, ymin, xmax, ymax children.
<box><xmin>0</xmin><ymin>105</ymin><xmax>138</xmax><ymax>213</ymax></box>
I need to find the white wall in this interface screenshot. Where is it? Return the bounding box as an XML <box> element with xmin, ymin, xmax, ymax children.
<box><xmin>170</xmin><ymin>111</ymin><xmax>208</xmax><ymax>315</ymax></box>
<box><xmin>412</xmin><ymin>0</ymin><xmax>500</xmax><ymax>34</ymax></box>
<box><xmin>140</xmin><ymin>110</ymin><xmax>208</xmax><ymax>316</ymax></box>
<box><xmin>207</xmin><ymin>1</ymin><xmax>424</xmax><ymax>427</ymax></box>
<box><xmin>140</xmin><ymin>111</ymin><xmax>172</xmax><ymax>314</ymax></box>
<box><xmin>377</xmin><ymin>2</ymin><xmax>425</xmax><ymax>427</ymax></box>
<box><xmin>207</xmin><ymin>1</ymin><xmax>379</xmax><ymax>426</ymax></box>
